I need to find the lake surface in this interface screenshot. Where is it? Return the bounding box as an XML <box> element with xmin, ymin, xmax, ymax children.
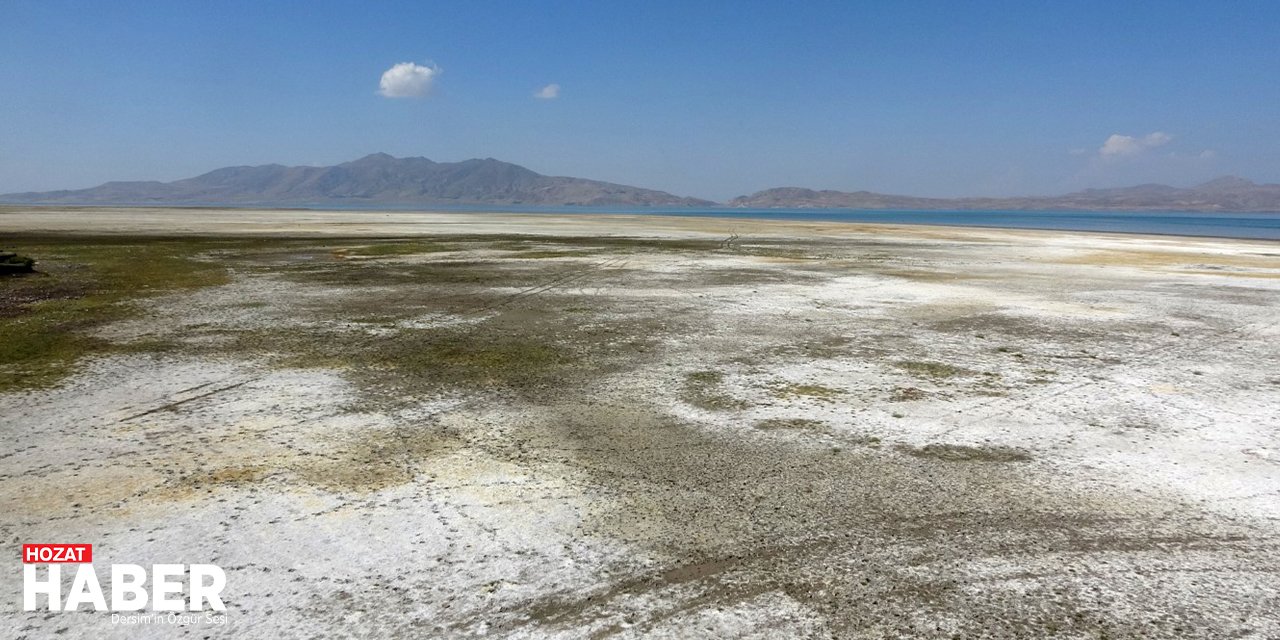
<box><xmin>36</xmin><ymin>202</ymin><xmax>1279</xmax><ymax>240</ymax></box>
<box><xmin>315</xmin><ymin>204</ymin><xmax>1280</xmax><ymax>241</ymax></box>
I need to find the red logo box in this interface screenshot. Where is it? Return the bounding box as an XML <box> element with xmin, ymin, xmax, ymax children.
<box><xmin>22</xmin><ymin>544</ymin><xmax>92</xmax><ymax>563</ymax></box>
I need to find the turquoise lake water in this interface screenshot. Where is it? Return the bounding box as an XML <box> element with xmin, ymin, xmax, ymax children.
<box><xmin>317</xmin><ymin>205</ymin><xmax>1280</xmax><ymax>241</ymax></box>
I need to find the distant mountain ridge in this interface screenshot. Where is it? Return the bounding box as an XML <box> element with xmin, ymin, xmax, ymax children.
<box><xmin>4</xmin><ymin>155</ymin><xmax>1279</xmax><ymax>212</ymax></box>
<box><xmin>730</xmin><ymin>177</ymin><xmax>1280</xmax><ymax>212</ymax></box>
<box><xmin>0</xmin><ymin>153</ymin><xmax>714</xmax><ymax>207</ymax></box>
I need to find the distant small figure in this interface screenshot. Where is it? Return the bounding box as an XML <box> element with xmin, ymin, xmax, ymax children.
<box><xmin>0</xmin><ymin>251</ymin><xmax>36</xmax><ymax>274</ymax></box>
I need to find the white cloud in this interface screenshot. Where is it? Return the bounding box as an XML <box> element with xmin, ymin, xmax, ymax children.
<box><xmin>534</xmin><ymin>83</ymin><xmax>561</xmax><ymax>100</ymax></box>
<box><xmin>378</xmin><ymin>62</ymin><xmax>439</xmax><ymax>98</ymax></box>
<box><xmin>1098</xmin><ymin>131</ymin><xmax>1172</xmax><ymax>157</ymax></box>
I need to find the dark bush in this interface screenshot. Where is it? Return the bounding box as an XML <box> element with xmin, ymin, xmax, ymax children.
<box><xmin>0</xmin><ymin>251</ymin><xmax>36</xmax><ymax>274</ymax></box>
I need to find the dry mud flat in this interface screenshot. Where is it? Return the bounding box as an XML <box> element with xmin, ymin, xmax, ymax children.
<box><xmin>2</xmin><ymin>208</ymin><xmax>1279</xmax><ymax>638</ymax></box>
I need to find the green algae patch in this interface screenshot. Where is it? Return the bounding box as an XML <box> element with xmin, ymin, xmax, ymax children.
<box><xmin>223</xmin><ymin>324</ymin><xmax>579</xmax><ymax>404</ymax></box>
<box><xmin>754</xmin><ymin>417</ymin><xmax>827</xmax><ymax>431</ymax></box>
<box><xmin>894</xmin><ymin>359</ymin><xmax>973</xmax><ymax>380</ymax></box>
<box><xmin>896</xmin><ymin>443</ymin><xmax>1032</xmax><ymax>463</ymax></box>
<box><xmin>338</xmin><ymin>240</ymin><xmax>463</xmax><ymax>257</ymax></box>
<box><xmin>514</xmin><ymin>250</ymin><xmax>599</xmax><ymax>259</ymax></box>
<box><xmin>769</xmin><ymin>381</ymin><xmax>844</xmax><ymax>401</ymax></box>
<box><xmin>681</xmin><ymin>370</ymin><xmax>751</xmax><ymax>411</ymax></box>
<box><xmin>0</xmin><ymin>237</ymin><xmax>234</xmax><ymax>391</ymax></box>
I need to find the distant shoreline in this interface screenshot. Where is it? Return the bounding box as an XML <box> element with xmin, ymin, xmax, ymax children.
<box><xmin>2</xmin><ymin>205</ymin><xmax>1279</xmax><ymax>243</ymax></box>
<box><xmin>6</xmin><ymin>201</ymin><xmax>1280</xmax><ymax>215</ymax></box>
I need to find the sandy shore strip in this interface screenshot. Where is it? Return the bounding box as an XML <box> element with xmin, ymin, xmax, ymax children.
<box><xmin>1</xmin><ymin>204</ymin><xmax>1276</xmax><ymax>245</ymax></box>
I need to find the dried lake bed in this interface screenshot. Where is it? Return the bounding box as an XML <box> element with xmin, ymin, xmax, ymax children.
<box><xmin>2</xmin><ymin>207</ymin><xmax>1279</xmax><ymax>638</ymax></box>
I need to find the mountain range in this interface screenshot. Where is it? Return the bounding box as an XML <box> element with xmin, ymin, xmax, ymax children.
<box><xmin>3</xmin><ymin>154</ymin><xmax>1279</xmax><ymax>212</ymax></box>
<box><xmin>730</xmin><ymin>176</ymin><xmax>1280</xmax><ymax>212</ymax></box>
<box><xmin>0</xmin><ymin>153</ymin><xmax>714</xmax><ymax>208</ymax></box>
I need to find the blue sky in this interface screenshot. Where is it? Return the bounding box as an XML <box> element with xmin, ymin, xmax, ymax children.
<box><xmin>2</xmin><ymin>1</ymin><xmax>1278</xmax><ymax>200</ymax></box>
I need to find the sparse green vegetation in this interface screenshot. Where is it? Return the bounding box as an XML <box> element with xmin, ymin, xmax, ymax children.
<box><xmin>0</xmin><ymin>233</ymin><xmax>684</xmax><ymax>404</ymax></box>
<box><xmin>894</xmin><ymin>360</ymin><xmax>973</xmax><ymax>380</ymax></box>
<box><xmin>889</xmin><ymin>386</ymin><xmax>928</xmax><ymax>402</ymax></box>
<box><xmin>515</xmin><ymin>250</ymin><xmax>595</xmax><ymax>259</ymax></box>
<box><xmin>221</xmin><ymin>326</ymin><xmax>578</xmax><ymax>403</ymax></box>
<box><xmin>896</xmin><ymin>443</ymin><xmax>1032</xmax><ymax>462</ymax></box>
<box><xmin>769</xmin><ymin>381</ymin><xmax>843</xmax><ymax>401</ymax></box>
<box><xmin>168</xmin><ymin>465</ymin><xmax>271</xmax><ymax>493</ymax></box>
<box><xmin>0</xmin><ymin>237</ymin><xmax>233</xmax><ymax>391</ymax></box>
<box><xmin>281</xmin><ymin>259</ymin><xmax>516</xmax><ymax>287</ymax></box>
<box><xmin>339</xmin><ymin>241</ymin><xmax>462</xmax><ymax>257</ymax></box>
<box><xmin>843</xmin><ymin>434</ymin><xmax>883</xmax><ymax>447</ymax></box>
<box><xmin>974</xmin><ymin>371</ymin><xmax>1007</xmax><ymax>394</ymax></box>
<box><xmin>730</xmin><ymin>244</ymin><xmax>827</xmax><ymax>260</ymax></box>
<box><xmin>764</xmin><ymin>334</ymin><xmax>856</xmax><ymax>360</ymax></box>
<box><xmin>294</xmin><ymin>424</ymin><xmax>462</xmax><ymax>492</ymax></box>
<box><xmin>754</xmin><ymin>417</ymin><xmax>827</xmax><ymax>431</ymax></box>
<box><xmin>686</xmin><ymin>370</ymin><xmax>724</xmax><ymax>384</ymax></box>
<box><xmin>682</xmin><ymin>370</ymin><xmax>750</xmax><ymax>410</ymax></box>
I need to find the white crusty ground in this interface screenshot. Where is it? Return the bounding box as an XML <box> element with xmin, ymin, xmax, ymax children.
<box><xmin>1</xmin><ymin>209</ymin><xmax>1278</xmax><ymax>638</ymax></box>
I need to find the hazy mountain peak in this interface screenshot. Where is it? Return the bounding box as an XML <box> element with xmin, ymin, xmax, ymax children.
<box><xmin>730</xmin><ymin>177</ymin><xmax>1280</xmax><ymax>212</ymax></box>
<box><xmin>1194</xmin><ymin>176</ymin><xmax>1256</xmax><ymax>191</ymax></box>
<box><xmin>344</xmin><ymin>152</ymin><xmax>400</xmax><ymax>165</ymax></box>
<box><xmin>0</xmin><ymin>154</ymin><xmax>714</xmax><ymax>207</ymax></box>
